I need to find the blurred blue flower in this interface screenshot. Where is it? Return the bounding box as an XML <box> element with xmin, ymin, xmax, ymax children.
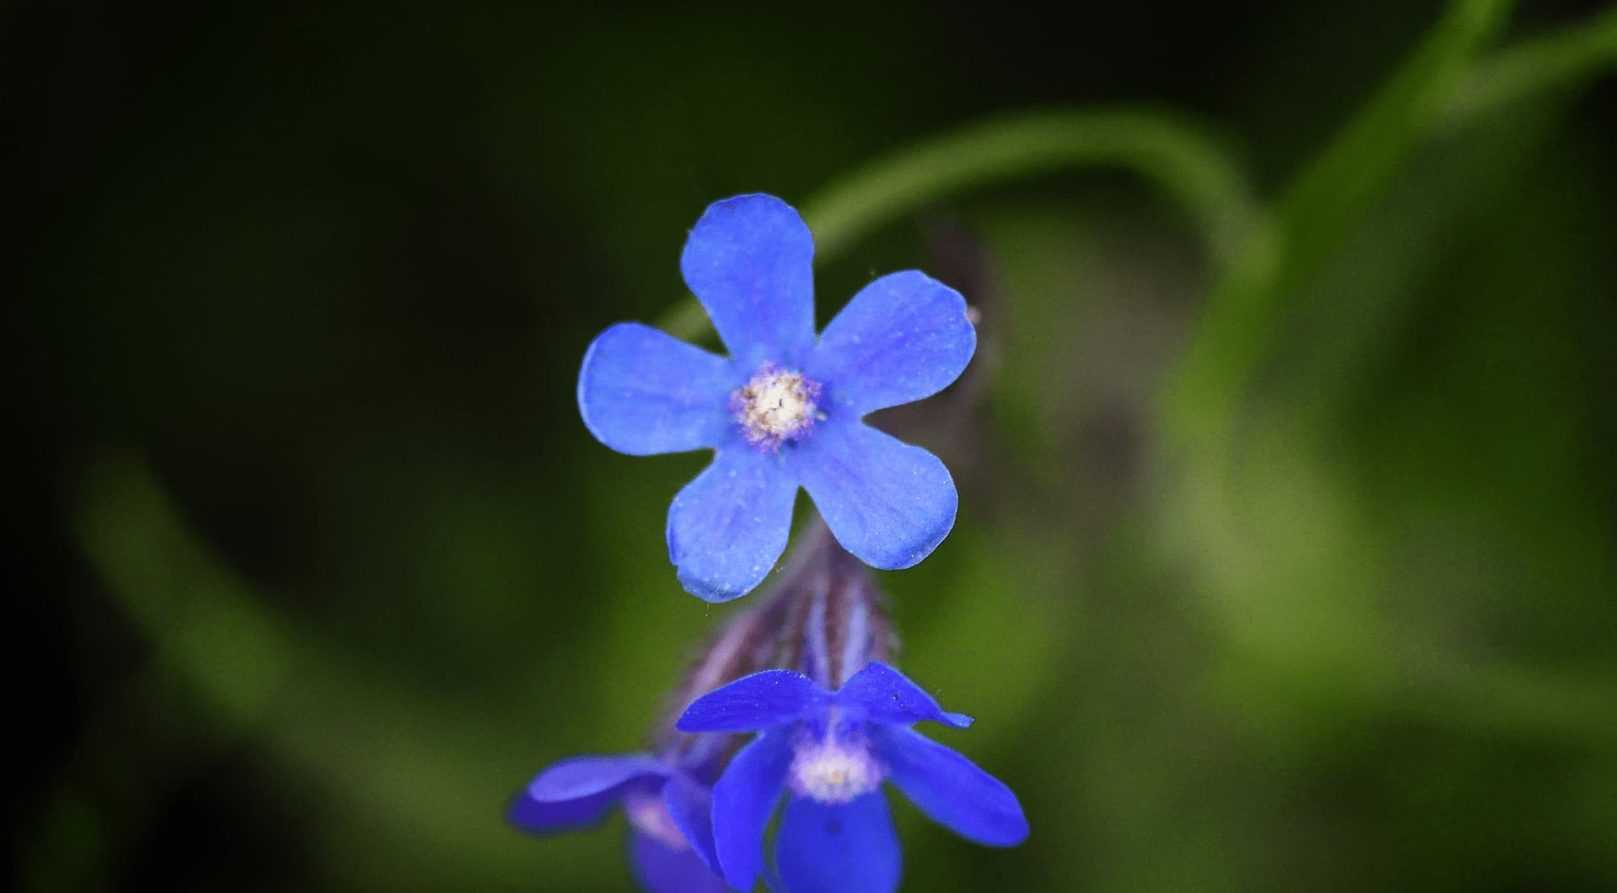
<box><xmin>577</xmin><ymin>193</ymin><xmax>976</xmax><ymax>602</ymax></box>
<box><xmin>677</xmin><ymin>661</ymin><xmax>1028</xmax><ymax>893</ymax></box>
<box><xmin>508</xmin><ymin>750</ymin><xmax>728</xmax><ymax>893</ymax></box>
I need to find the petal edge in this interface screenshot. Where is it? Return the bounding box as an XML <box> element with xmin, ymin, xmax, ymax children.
<box><xmin>775</xmin><ymin>793</ymin><xmax>902</xmax><ymax>893</ymax></box>
<box><xmin>712</xmin><ymin>730</ymin><xmax>793</xmax><ymax>891</ymax></box>
<box><xmin>792</xmin><ymin>421</ymin><xmax>958</xmax><ymax>571</ymax></box>
<box><xmin>876</xmin><ymin>727</ymin><xmax>1028</xmax><ymax>847</ymax></box>
<box><xmin>679</xmin><ymin>193</ymin><xmax>817</xmax><ymax>368</ymax></box>
<box><xmin>667</xmin><ymin>447</ymin><xmax>799</xmax><ymax>602</ymax></box>
<box><xmin>578</xmin><ymin>322</ymin><xmax>737</xmax><ymax>455</ymax></box>
<box><xmin>631</xmin><ymin>832</ymin><xmax>732</xmax><ymax>893</ymax></box>
<box><xmin>837</xmin><ymin>662</ymin><xmax>973</xmax><ymax>728</ymax></box>
<box><xmin>677</xmin><ymin>669</ymin><xmax>826</xmax><ymax>733</ymax></box>
<box><xmin>808</xmin><ymin>270</ymin><xmax>976</xmax><ymax>416</ymax></box>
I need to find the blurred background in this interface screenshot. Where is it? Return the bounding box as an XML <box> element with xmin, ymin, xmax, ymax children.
<box><xmin>11</xmin><ymin>1</ymin><xmax>1617</xmax><ymax>890</ymax></box>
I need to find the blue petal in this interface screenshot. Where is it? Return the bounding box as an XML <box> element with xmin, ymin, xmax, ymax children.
<box><xmin>874</xmin><ymin>726</ymin><xmax>1029</xmax><ymax>847</ymax></box>
<box><xmin>508</xmin><ymin>753</ymin><xmax>666</xmax><ymax>834</ymax></box>
<box><xmin>807</xmin><ymin>271</ymin><xmax>975</xmax><ymax>416</ymax></box>
<box><xmin>775</xmin><ymin>794</ymin><xmax>902</xmax><ymax>893</ymax></box>
<box><xmin>677</xmin><ymin>669</ymin><xmax>826</xmax><ymax>733</ymax></box>
<box><xmin>526</xmin><ymin>754</ymin><xmax>668</xmax><ymax>801</ymax></box>
<box><xmin>662</xmin><ymin>772</ymin><xmax>720</xmax><ymax>873</ymax></box>
<box><xmin>791</xmin><ymin>420</ymin><xmax>958</xmax><ymax>570</ymax></box>
<box><xmin>680</xmin><ymin>194</ymin><xmax>817</xmax><ymax>368</ymax></box>
<box><xmin>507</xmin><ymin>787</ymin><xmax>622</xmax><ymax>834</ymax></box>
<box><xmin>578</xmin><ymin>322</ymin><xmax>738</xmax><ymax>456</ymax></box>
<box><xmin>712</xmin><ymin>730</ymin><xmax>793</xmax><ymax>891</ymax></box>
<box><xmin>667</xmin><ymin>446</ymin><xmax>799</xmax><ymax>601</ymax></box>
<box><xmin>836</xmin><ymin>662</ymin><xmax>973</xmax><ymax>729</ymax></box>
<box><xmin>631</xmin><ymin>832</ymin><xmax>732</xmax><ymax>893</ymax></box>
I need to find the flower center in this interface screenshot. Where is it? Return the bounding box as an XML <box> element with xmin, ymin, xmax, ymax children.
<box><xmin>788</xmin><ymin>735</ymin><xmax>882</xmax><ymax>804</ymax></box>
<box><xmin>625</xmin><ymin>789</ymin><xmax>688</xmax><ymax>850</ymax></box>
<box><xmin>731</xmin><ymin>363</ymin><xmax>822</xmax><ymax>450</ymax></box>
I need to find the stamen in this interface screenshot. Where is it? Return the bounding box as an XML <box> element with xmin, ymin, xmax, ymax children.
<box><xmin>789</xmin><ymin>732</ymin><xmax>883</xmax><ymax>804</ymax></box>
<box><xmin>731</xmin><ymin>363</ymin><xmax>822</xmax><ymax>451</ymax></box>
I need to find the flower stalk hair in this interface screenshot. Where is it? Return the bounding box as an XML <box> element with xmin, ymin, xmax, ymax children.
<box><xmin>576</xmin><ymin>193</ymin><xmax>977</xmax><ymax>602</ymax></box>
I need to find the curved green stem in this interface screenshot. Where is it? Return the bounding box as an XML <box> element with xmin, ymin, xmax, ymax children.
<box><xmin>803</xmin><ymin>109</ymin><xmax>1257</xmax><ymax>268</ymax></box>
<box><xmin>670</xmin><ymin>1</ymin><xmax>1617</xmax><ymax>453</ymax></box>
<box><xmin>657</xmin><ymin>108</ymin><xmax>1260</xmax><ymax>341</ymax></box>
<box><xmin>71</xmin><ymin>457</ymin><xmax>540</xmax><ymax>877</ymax></box>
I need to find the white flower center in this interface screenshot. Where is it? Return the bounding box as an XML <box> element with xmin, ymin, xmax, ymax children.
<box><xmin>731</xmin><ymin>364</ymin><xmax>822</xmax><ymax>450</ymax></box>
<box><xmin>789</xmin><ymin>736</ymin><xmax>882</xmax><ymax>804</ymax></box>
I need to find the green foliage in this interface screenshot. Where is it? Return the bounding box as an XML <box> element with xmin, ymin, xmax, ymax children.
<box><xmin>31</xmin><ymin>2</ymin><xmax>1617</xmax><ymax>890</ymax></box>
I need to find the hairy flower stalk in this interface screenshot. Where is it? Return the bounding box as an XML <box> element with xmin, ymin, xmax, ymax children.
<box><xmin>662</xmin><ymin>523</ymin><xmax>892</xmax><ymax>743</ymax></box>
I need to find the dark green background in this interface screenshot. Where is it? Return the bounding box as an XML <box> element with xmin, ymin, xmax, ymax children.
<box><xmin>13</xmin><ymin>1</ymin><xmax>1617</xmax><ymax>890</ymax></box>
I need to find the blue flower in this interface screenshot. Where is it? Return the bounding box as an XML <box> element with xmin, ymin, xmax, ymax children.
<box><xmin>677</xmin><ymin>661</ymin><xmax>1029</xmax><ymax>893</ymax></box>
<box><xmin>577</xmin><ymin>193</ymin><xmax>977</xmax><ymax>602</ymax></box>
<box><xmin>508</xmin><ymin>750</ymin><xmax>729</xmax><ymax>893</ymax></box>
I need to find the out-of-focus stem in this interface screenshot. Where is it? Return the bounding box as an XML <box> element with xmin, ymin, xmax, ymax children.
<box><xmin>1163</xmin><ymin>0</ymin><xmax>1518</xmax><ymax>453</ymax></box>
<box><xmin>657</xmin><ymin>108</ymin><xmax>1259</xmax><ymax>341</ymax></box>
<box><xmin>1444</xmin><ymin>5</ymin><xmax>1617</xmax><ymax>127</ymax></box>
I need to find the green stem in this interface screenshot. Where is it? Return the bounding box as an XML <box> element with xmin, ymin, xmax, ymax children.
<box><xmin>1162</xmin><ymin>0</ymin><xmax>1517</xmax><ymax>452</ymax></box>
<box><xmin>803</xmin><ymin>109</ymin><xmax>1257</xmax><ymax>268</ymax></box>
<box><xmin>657</xmin><ymin>108</ymin><xmax>1259</xmax><ymax>341</ymax></box>
<box><xmin>1444</xmin><ymin>4</ymin><xmax>1617</xmax><ymax>127</ymax></box>
<box><xmin>63</xmin><ymin>4</ymin><xmax>1617</xmax><ymax>860</ymax></box>
<box><xmin>71</xmin><ymin>457</ymin><xmax>541</xmax><ymax>878</ymax></box>
<box><xmin>668</xmin><ymin>1</ymin><xmax>1617</xmax><ymax>450</ymax></box>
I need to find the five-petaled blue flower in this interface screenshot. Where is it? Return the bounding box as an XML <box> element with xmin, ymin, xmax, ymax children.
<box><xmin>577</xmin><ymin>193</ymin><xmax>977</xmax><ymax>602</ymax></box>
<box><xmin>509</xmin><ymin>750</ymin><xmax>728</xmax><ymax>893</ymax></box>
<box><xmin>677</xmin><ymin>661</ymin><xmax>1029</xmax><ymax>893</ymax></box>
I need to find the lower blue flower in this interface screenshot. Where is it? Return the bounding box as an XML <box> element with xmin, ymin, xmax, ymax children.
<box><xmin>677</xmin><ymin>662</ymin><xmax>1029</xmax><ymax>893</ymax></box>
<box><xmin>508</xmin><ymin>752</ymin><xmax>728</xmax><ymax>893</ymax></box>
